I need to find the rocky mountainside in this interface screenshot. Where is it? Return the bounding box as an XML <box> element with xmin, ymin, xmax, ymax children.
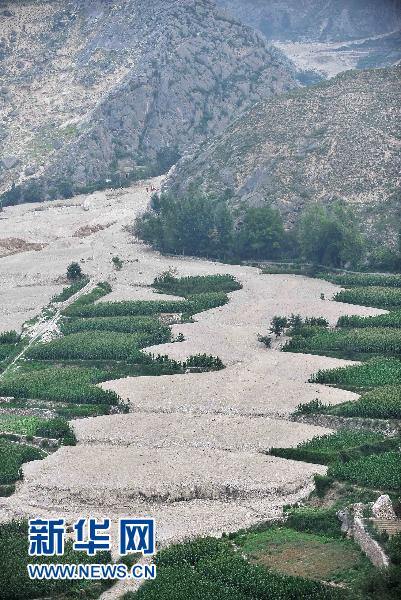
<box><xmin>216</xmin><ymin>0</ymin><xmax>401</xmax><ymax>42</ymax></box>
<box><xmin>0</xmin><ymin>0</ymin><xmax>295</xmax><ymax>203</ymax></box>
<box><xmin>217</xmin><ymin>1</ymin><xmax>401</xmax><ymax>77</ymax></box>
<box><xmin>165</xmin><ymin>65</ymin><xmax>401</xmax><ymax>244</ymax></box>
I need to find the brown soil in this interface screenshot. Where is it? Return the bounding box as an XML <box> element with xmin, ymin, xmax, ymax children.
<box><xmin>73</xmin><ymin>222</ymin><xmax>115</xmax><ymax>237</ymax></box>
<box><xmin>0</xmin><ymin>237</ymin><xmax>46</xmax><ymax>257</ymax></box>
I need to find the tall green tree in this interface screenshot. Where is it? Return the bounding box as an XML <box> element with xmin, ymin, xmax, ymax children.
<box><xmin>236</xmin><ymin>205</ymin><xmax>286</xmax><ymax>259</ymax></box>
<box><xmin>297</xmin><ymin>202</ymin><xmax>363</xmax><ymax>268</ymax></box>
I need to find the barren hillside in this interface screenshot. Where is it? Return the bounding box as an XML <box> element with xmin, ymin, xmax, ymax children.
<box><xmin>0</xmin><ymin>0</ymin><xmax>295</xmax><ymax>203</ymax></box>
<box><xmin>166</xmin><ymin>65</ymin><xmax>401</xmax><ymax>245</ymax></box>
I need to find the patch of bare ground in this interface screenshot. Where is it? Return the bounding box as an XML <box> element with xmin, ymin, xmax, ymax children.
<box><xmin>0</xmin><ymin>237</ymin><xmax>47</xmax><ymax>257</ymax></box>
<box><xmin>73</xmin><ymin>222</ymin><xmax>116</xmax><ymax>238</ymax></box>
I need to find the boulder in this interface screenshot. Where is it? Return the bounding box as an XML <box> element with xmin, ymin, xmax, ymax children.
<box><xmin>372</xmin><ymin>495</ymin><xmax>396</xmax><ymax>520</ymax></box>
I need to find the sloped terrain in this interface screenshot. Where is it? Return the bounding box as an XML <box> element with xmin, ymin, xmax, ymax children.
<box><xmin>0</xmin><ymin>0</ymin><xmax>295</xmax><ymax>203</ymax></box>
<box><xmin>166</xmin><ymin>65</ymin><xmax>401</xmax><ymax>244</ymax></box>
<box><xmin>217</xmin><ymin>0</ymin><xmax>401</xmax><ymax>42</ymax></box>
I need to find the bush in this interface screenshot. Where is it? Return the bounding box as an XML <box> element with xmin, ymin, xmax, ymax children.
<box><xmin>66</xmin><ymin>262</ymin><xmax>83</xmax><ymax>281</ymax></box>
<box><xmin>184</xmin><ymin>354</ymin><xmax>224</xmax><ymax>371</ymax></box>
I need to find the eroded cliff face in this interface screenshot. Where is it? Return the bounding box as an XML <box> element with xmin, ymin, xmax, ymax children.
<box><xmin>0</xmin><ymin>0</ymin><xmax>295</xmax><ymax>202</ymax></box>
<box><xmin>216</xmin><ymin>0</ymin><xmax>401</xmax><ymax>42</ymax></box>
<box><xmin>165</xmin><ymin>66</ymin><xmax>401</xmax><ymax>244</ymax></box>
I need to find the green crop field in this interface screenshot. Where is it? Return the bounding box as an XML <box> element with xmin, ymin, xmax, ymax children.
<box><xmin>323</xmin><ymin>273</ymin><xmax>401</xmax><ymax>288</ymax></box>
<box><xmin>328</xmin><ymin>386</ymin><xmax>401</xmax><ymax>419</ymax></box>
<box><xmin>328</xmin><ymin>451</ymin><xmax>401</xmax><ymax>490</ymax></box>
<box><xmin>334</xmin><ymin>286</ymin><xmax>401</xmax><ymax>309</ymax></box>
<box><xmin>60</xmin><ymin>316</ymin><xmax>171</xmax><ymax>338</ymax></box>
<box><xmin>0</xmin><ymin>439</ymin><xmax>44</xmax><ymax>485</ymax></box>
<box><xmin>153</xmin><ymin>273</ymin><xmax>242</xmax><ymax>296</ymax></box>
<box><xmin>310</xmin><ymin>357</ymin><xmax>401</xmax><ymax>389</ymax></box>
<box><xmin>26</xmin><ymin>332</ymin><xmax>154</xmax><ymax>362</ymax></box>
<box><xmin>0</xmin><ymin>366</ymin><xmax>120</xmax><ymax>405</ymax></box>
<box><xmin>284</xmin><ymin>327</ymin><xmax>401</xmax><ymax>356</ymax></box>
<box><xmin>337</xmin><ymin>311</ymin><xmax>401</xmax><ymax>329</ymax></box>
<box><xmin>269</xmin><ymin>430</ymin><xmax>389</xmax><ymax>465</ymax></box>
<box><xmin>0</xmin><ymin>520</ymin><xmax>112</xmax><ymax>599</ymax></box>
<box><xmin>126</xmin><ymin>537</ymin><xmax>346</xmax><ymax>600</ymax></box>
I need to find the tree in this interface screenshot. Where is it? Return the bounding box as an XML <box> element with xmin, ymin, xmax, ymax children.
<box><xmin>66</xmin><ymin>262</ymin><xmax>83</xmax><ymax>281</ymax></box>
<box><xmin>236</xmin><ymin>205</ymin><xmax>286</xmax><ymax>259</ymax></box>
<box><xmin>297</xmin><ymin>201</ymin><xmax>363</xmax><ymax>268</ymax></box>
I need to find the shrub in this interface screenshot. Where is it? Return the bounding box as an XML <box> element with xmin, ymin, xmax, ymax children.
<box><xmin>66</xmin><ymin>262</ymin><xmax>83</xmax><ymax>281</ymax></box>
<box><xmin>184</xmin><ymin>354</ymin><xmax>224</xmax><ymax>371</ymax></box>
<box><xmin>270</xmin><ymin>316</ymin><xmax>288</xmax><ymax>337</ymax></box>
<box><xmin>112</xmin><ymin>256</ymin><xmax>123</xmax><ymax>270</ymax></box>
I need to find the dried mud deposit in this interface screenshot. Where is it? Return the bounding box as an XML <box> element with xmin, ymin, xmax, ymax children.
<box><xmin>0</xmin><ymin>178</ymin><xmax>384</xmax><ymax>594</ymax></box>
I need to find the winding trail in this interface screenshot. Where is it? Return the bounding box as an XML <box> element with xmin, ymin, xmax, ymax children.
<box><xmin>0</xmin><ymin>178</ymin><xmax>385</xmax><ymax>597</ymax></box>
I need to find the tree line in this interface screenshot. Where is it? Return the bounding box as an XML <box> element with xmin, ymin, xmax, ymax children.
<box><xmin>134</xmin><ymin>193</ymin><xmax>399</xmax><ymax>270</ymax></box>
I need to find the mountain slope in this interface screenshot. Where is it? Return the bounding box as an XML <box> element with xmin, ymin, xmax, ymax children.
<box><xmin>0</xmin><ymin>0</ymin><xmax>295</xmax><ymax>203</ymax></box>
<box><xmin>165</xmin><ymin>66</ymin><xmax>401</xmax><ymax>243</ymax></box>
<box><xmin>216</xmin><ymin>0</ymin><xmax>401</xmax><ymax>42</ymax></box>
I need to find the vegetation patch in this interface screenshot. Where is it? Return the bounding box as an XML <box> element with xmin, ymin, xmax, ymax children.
<box><xmin>0</xmin><ymin>415</ymin><xmax>75</xmax><ymax>444</ymax></box>
<box><xmin>269</xmin><ymin>430</ymin><xmax>390</xmax><ymax>465</ymax></box>
<box><xmin>153</xmin><ymin>273</ymin><xmax>242</xmax><ymax>296</ymax></box>
<box><xmin>52</xmin><ymin>277</ymin><xmax>89</xmax><ymax>302</ymax></box>
<box><xmin>0</xmin><ymin>439</ymin><xmax>44</xmax><ymax>485</ymax></box>
<box><xmin>334</xmin><ymin>287</ymin><xmax>401</xmax><ymax>309</ymax></box>
<box><xmin>127</xmin><ymin>536</ymin><xmax>346</xmax><ymax>600</ymax></box>
<box><xmin>26</xmin><ymin>332</ymin><xmax>155</xmax><ymax>362</ymax></box>
<box><xmin>309</xmin><ymin>357</ymin><xmax>401</xmax><ymax>389</ymax></box>
<box><xmin>60</xmin><ymin>316</ymin><xmax>171</xmax><ymax>339</ymax></box>
<box><xmin>324</xmin><ymin>273</ymin><xmax>401</xmax><ymax>288</ymax></box>
<box><xmin>337</xmin><ymin>311</ymin><xmax>401</xmax><ymax>329</ymax></box>
<box><xmin>0</xmin><ymin>366</ymin><xmax>120</xmax><ymax>405</ymax></box>
<box><xmin>0</xmin><ymin>520</ymin><xmax>112</xmax><ymax>599</ymax></box>
<box><xmin>231</xmin><ymin>526</ymin><xmax>373</xmax><ymax>586</ymax></box>
<box><xmin>283</xmin><ymin>327</ymin><xmax>401</xmax><ymax>357</ymax></box>
<box><xmin>328</xmin><ymin>451</ymin><xmax>401</xmax><ymax>491</ymax></box>
<box><xmin>328</xmin><ymin>386</ymin><xmax>401</xmax><ymax>419</ymax></box>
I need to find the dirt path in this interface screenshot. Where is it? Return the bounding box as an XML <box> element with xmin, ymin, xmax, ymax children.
<box><xmin>0</xmin><ymin>178</ymin><xmax>385</xmax><ymax>597</ymax></box>
<box><xmin>0</xmin><ymin>279</ymin><xmax>95</xmax><ymax>380</ymax></box>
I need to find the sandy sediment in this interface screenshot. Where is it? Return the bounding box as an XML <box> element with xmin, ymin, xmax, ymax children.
<box><xmin>0</xmin><ymin>177</ymin><xmax>386</xmax><ymax>596</ymax></box>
